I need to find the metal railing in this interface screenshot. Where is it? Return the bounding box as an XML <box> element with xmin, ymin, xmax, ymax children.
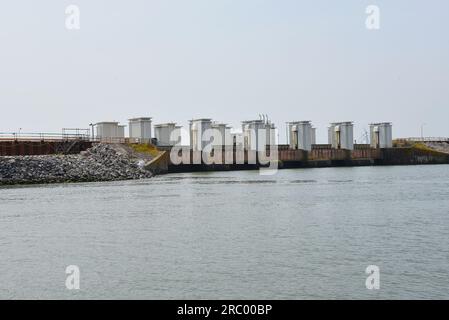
<box><xmin>398</xmin><ymin>137</ymin><xmax>449</xmax><ymax>143</ymax></box>
<box><xmin>91</xmin><ymin>137</ymin><xmax>152</xmax><ymax>144</ymax></box>
<box><xmin>0</xmin><ymin>132</ymin><xmax>157</xmax><ymax>145</ymax></box>
<box><xmin>0</xmin><ymin>132</ymin><xmax>90</xmax><ymax>142</ymax></box>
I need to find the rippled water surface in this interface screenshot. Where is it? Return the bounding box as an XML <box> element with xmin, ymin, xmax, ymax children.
<box><xmin>1</xmin><ymin>165</ymin><xmax>449</xmax><ymax>299</ymax></box>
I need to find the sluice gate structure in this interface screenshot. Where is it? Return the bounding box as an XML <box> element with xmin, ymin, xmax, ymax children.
<box><xmin>155</xmin><ymin>143</ymin><xmax>449</xmax><ymax>174</ymax></box>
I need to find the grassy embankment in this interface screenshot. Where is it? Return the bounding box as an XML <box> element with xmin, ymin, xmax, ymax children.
<box><xmin>128</xmin><ymin>143</ymin><xmax>160</xmax><ymax>158</ymax></box>
<box><xmin>393</xmin><ymin>140</ymin><xmax>448</xmax><ymax>156</ymax></box>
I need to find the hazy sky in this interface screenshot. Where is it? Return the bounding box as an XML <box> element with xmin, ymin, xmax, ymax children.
<box><xmin>1</xmin><ymin>0</ymin><xmax>448</xmax><ymax>143</ymax></box>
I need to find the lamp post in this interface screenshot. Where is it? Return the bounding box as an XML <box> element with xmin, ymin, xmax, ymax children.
<box><xmin>89</xmin><ymin>123</ymin><xmax>95</xmax><ymax>141</ymax></box>
<box><xmin>420</xmin><ymin>123</ymin><xmax>426</xmax><ymax>140</ymax></box>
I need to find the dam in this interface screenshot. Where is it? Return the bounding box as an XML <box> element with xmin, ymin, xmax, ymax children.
<box><xmin>1</xmin><ymin>120</ymin><xmax>449</xmax><ymax>185</ymax></box>
<box><xmin>151</xmin><ymin>141</ymin><xmax>449</xmax><ymax>174</ymax></box>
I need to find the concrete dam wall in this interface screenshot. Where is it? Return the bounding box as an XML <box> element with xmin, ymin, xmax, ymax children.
<box><xmin>157</xmin><ymin>144</ymin><xmax>449</xmax><ymax>174</ymax></box>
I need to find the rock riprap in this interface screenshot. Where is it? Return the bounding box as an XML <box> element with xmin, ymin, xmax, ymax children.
<box><xmin>0</xmin><ymin>144</ymin><xmax>153</xmax><ymax>185</ymax></box>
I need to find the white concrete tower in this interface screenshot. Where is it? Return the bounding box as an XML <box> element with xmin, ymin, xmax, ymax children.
<box><xmin>370</xmin><ymin>122</ymin><xmax>393</xmax><ymax>148</ymax></box>
<box><xmin>128</xmin><ymin>117</ymin><xmax>152</xmax><ymax>143</ymax></box>
<box><xmin>189</xmin><ymin>119</ymin><xmax>212</xmax><ymax>151</ymax></box>
<box><xmin>288</xmin><ymin>121</ymin><xmax>313</xmax><ymax>151</ymax></box>
<box><xmin>328</xmin><ymin>122</ymin><xmax>354</xmax><ymax>150</ymax></box>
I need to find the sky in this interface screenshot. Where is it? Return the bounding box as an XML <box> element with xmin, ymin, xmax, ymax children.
<box><xmin>0</xmin><ymin>0</ymin><xmax>448</xmax><ymax>143</ymax></box>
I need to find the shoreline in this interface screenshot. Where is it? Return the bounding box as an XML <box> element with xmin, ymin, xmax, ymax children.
<box><xmin>0</xmin><ymin>144</ymin><xmax>154</xmax><ymax>186</ymax></box>
<box><xmin>2</xmin><ymin>158</ymin><xmax>449</xmax><ymax>187</ymax></box>
<box><xmin>1</xmin><ymin>142</ymin><xmax>449</xmax><ymax>187</ymax></box>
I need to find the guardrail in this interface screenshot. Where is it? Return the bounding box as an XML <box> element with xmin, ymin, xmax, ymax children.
<box><xmin>0</xmin><ymin>132</ymin><xmax>90</xmax><ymax>142</ymax></box>
<box><xmin>90</xmin><ymin>137</ymin><xmax>152</xmax><ymax>144</ymax></box>
<box><xmin>0</xmin><ymin>133</ymin><xmax>156</xmax><ymax>145</ymax></box>
<box><xmin>397</xmin><ymin>137</ymin><xmax>449</xmax><ymax>143</ymax></box>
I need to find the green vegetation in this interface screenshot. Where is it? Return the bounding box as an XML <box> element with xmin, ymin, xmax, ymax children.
<box><xmin>393</xmin><ymin>139</ymin><xmax>412</xmax><ymax>148</ymax></box>
<box><xmin>128</xmin><ymin>143</ymin><xmax>160</xmax><ymax>157</ymax></box>
<box><xmin>392</xmin><ymin>140</ymin><xmax>447</xmax><ymax>156</ymax></box>
<box><xmin>411</xmin><ymin>142</ymin><xmax>447</xmax><ymax>156</ymax></box>
<box><xmin>412</xmin><ymin>142</ymin><xmax>434</xmax><ymax>152</ymax></box>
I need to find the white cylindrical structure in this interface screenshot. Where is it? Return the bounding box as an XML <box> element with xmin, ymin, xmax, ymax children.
<box><xmin>189</xmin><ymin>119</ymin><xmax>212</xmax><ymax>151</ymax></box>
<box><xmin>288</xmin><ymin>121</ymin><xmax>313</xmax><ymax>151</ymax></box>
<box><xmin>370</xmin><ymin>122</ymin><xmax>393</xmax><ymax>148</ymax></box>
<box><xmin>328</xmin><ymin>122</ymin><xmax>354</xmax><ymax>150</ymax></box>
<box><xmin>128</xmin><ymin>117</ymin><xmax>152</xmax><ymax>143</ymax></box>
<box><xmin>154</xmin><ymin>123</ymin><xmax>180</xmax><ymax>146</ymax></box>
<box><xmin>95</xmin><ymin>122</ymin><xmax>124</xmax><ymax>140</ymax></box>
<box><xmin>242</xmin><ymin>120</ymin><xmax>276</xmax><ymax>151</ymax></box>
